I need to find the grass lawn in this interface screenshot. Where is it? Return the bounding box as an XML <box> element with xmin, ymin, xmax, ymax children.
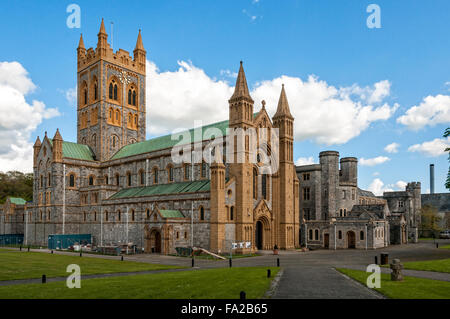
<box><xmin>401</xmin><ymin>258</ymin><xmax>450</xmax><ymax>273</ymax></box>
<box><xmin>337</xmin><ymin>268</ymin><xmax>450</xmax><ymax>299</ymax></box>
<box><xmin>0</xmin><ymin>267</ymin><xmax>279</xmax><ymax>299</ymax></box>
<box><xmin>0</xmin><ymin>250</ymin><xmax>181</xmax><ymax>281</ymax></box>
<box><xmin>440</xmin><ymin>245</ymin><xmax>450</xmax><ymax>250</ymax></box>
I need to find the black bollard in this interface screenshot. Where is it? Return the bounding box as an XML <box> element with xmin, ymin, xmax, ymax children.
<box><xmin>42</xmin><ymin>275</ymin><xmax>46</xmax><ymax>284</ymax></box>
<box><xmin>27</xmin><ymin>246</ymin><xmax>30</xmax><ymax>252</ymax></box>
<box><xmin>121</xmin><ymin>255</ymin><xmax>124</xmax><ymax>261</ymax></box>
<box><xmin>191</xmin><ymin>258</ymin><xmax>194</xmax><ymax>267</ymax></box>
<box><xmin>375</xmin><ymin>256</ymin><xmax>378</xmax><ymax>265</ymax></box>
<box><xmin>436</xmin><ymin>243</ymin><xmax>439</xmax><ymax>249</ymax></box>
<box><xmin>277</xmin><ymin>258</ymin><xmax>280</xmax><ymax>267</ymax></box>
<box><xmin>51</xmin><ymin>250</ymin><xmax>53</xmax><ymax>254</ymax></box>
<box><xmin>80</xmin><ymin>251</ymin><xmax>82</xmax><ymax>257</ymax></box>
<box><xmin>19</xmin><ymin>246</ymin><xmax>22</xmax><ymax>251</ymax></box>
<box><xmin>229</xmin><ymin>258</ymin><xmax>232</xmax><ymax>268</ymax></box>
<box><xmin>240</xmin><ymin>291</ymin><xmax>246</xmax><ymax>300</ymax></box>
<box><xmin>267</xmin><ymin>269</ymin><xmax>271</xmax><ymax>278</ymax></box>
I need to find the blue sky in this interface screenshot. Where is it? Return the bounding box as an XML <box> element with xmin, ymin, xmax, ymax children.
<box><xmin>0</xmin><ymin>0</ymin><xmax>449</xmax><ymax>194</ymax></box>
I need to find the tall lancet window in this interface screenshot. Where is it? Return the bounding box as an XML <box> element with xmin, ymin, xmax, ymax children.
<box><xmin>262</xmin><ymin>174</ymin><xmax>267</xmax><ymax>200</ymax></box>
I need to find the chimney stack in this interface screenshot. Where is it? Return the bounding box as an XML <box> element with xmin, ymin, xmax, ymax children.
<box><xmin>430</xmin><ymin>164</ymin><xmax>435</xmax><ymax>194</ymax></box>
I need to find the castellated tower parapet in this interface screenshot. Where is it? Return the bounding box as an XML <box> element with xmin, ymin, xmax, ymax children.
<box><xmin>339</xmin><ymin>157</ymin><xmax>358</xmax><ymax>186</ymax></box>
<box><xmin>77</xmin><ymin>19</ymin><xmax>146</xmax><ymax>75</ymax></box>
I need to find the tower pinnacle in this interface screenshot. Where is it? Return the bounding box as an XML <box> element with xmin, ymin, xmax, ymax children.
<box><xmin>230</xmin><ymin>61</ymin><xmax>253</xmax><ymax>102</ymax></box>
<box><xmin>273</xmin><ymin>84</ymin><xmax>293</xmax><ymax>119</ymax></box>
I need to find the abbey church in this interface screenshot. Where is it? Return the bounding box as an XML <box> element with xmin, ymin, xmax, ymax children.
<box><xmin>0</xmin><ymin>20</ymin><xmax>422</xmax><ymax>253</ymax></box>
<box><xmin>0</xmin><ymin>20</ymin><xmax>299</xmax><ymax>254</ymax></box>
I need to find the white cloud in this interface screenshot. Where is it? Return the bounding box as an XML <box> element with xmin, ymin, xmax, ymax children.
<box><xmin>359</xmin><ymin>156</ymin><xmax>390</xmax><ymax>166</ymax></box>
<box><xmin>0</xmin><ymin>61</ymin><xmax>59</xmax><ymax>172</ymax></box>
<box><xmin>368</xmin><ymin>178</ymin><xmax>394</xmax><ymax>196</ymax></box>
<box><xmin>367</xmin><ymin>178</ymin><xmax>407</xmax><ymax>196</ymax></box>
<box><xmin>219</xmin><ymin>69</ymin><xmax>237</xmax><ymax>79</ymax></box>
<box><xmin>295</xmin><ymin>156</ymin><xmax>316</xmax><ymax>166</ymax></box>
<box><xmin>407</xmin><ymin>137</ymin><xmax>450</xmax><ymax>157</ymax></box>
<box><xmin>395</xmin><ymin>180</ymin><xmax>407</xmax><ymax>190</ymax></box>
<box><xmin>384</xmin><ymin>142</ymin><xmax>400</xmax><ymax>153</ymax></box>
<box><xmin>64</xmin><ymin>87</ymin><xmax>77</xmax><ymax>106</ymax></box>
<box><xmin>397</xmin><ymin>94</ymin><xmax>450</xmax><ymax>130</ymax></box>
<box><xmin>251</xmin><ymin>75</ymin><xmax>398</xmax><ymax>145</ymax></box>
<box><xmin>373</xmin><ymin>172</ymin><xmax>380</xmax><ymax>176</ymax></box>
<box><xmin>146</xmin><ymin>60</ymin><xmax>233</xmax><ymax>136</ymax></box>
<box><xmin>145</xmin><ymin>60</ymin><xmax>397</xmax><ymax>145</ymax></box>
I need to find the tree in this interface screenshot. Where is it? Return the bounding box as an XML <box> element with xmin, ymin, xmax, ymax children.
<box><xmin>0</xmin><ymin>171</ymin><xmax>33</xmax><ymax>204</ymax></box>
<box><xmin>420</xmin><ymin>204</ymin><xmax>442</xmax><ymax>233</ymax></box>
<box><xmin>445</xmin><ymin>127</ymin><xmax>450</xmax><ymax>190</ymax></box>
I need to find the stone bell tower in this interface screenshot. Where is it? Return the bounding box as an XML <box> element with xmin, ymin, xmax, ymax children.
<box><xmin>76</xmin><ymin>19</ymin><xmax>147</xmax><ymax>161</ymax></box>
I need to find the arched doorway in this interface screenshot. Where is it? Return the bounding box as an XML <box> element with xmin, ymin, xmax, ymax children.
<box><xmin>347</xmin><ymin>231</ymin><xmax>356</xmax><ymax>249</ymax></box>
<box><xmin>146</xmin><ymin>229</ymin><xmax>162</xmax><ymax>253</ymax></box>
<box><xmin>255</xmin><ymin>220</ymin><xmax>263</xmax><ymax>250</ymax></box>
<box><xmin>324</xmin><ymin>233</ymin><xmax>329</xmax><ymax>249</ymax></box>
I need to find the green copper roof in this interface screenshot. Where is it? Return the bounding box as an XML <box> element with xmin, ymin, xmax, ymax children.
<box><xmin>49</xmin><ymin>139</ymin><xmax>95</xmax><ymax>161</ymax></box>
<box><xmin>110</xmin><ymin>112</ymin><xmax>259</xmax><ymax>160</ymax></box>
<box><xmin>62</xmin><ymin>141</ymin><xmax>95</xmax><ymax>161</ymax></box>
<box><xmin>108</xmin><ymin>179</ymin><xmax>210</xmax><ymax>200</ymax></box>
<box><xmin>111</xmin><ymin>120</ymin><xmax>229</xmax><ymax>160</ymax></box>
<box><xmin>159</xmin><ymin>210</ymin><xmax>185</xmax><ymax>218</ymax></box>
<box><xmin>9</xmin><ymin>197</ymin><xmax>26</xmax><ymax>205</ymax></box>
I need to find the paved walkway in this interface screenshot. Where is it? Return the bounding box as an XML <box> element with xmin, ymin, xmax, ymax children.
<box><xmin>1</xmin><ymin>240</ymin><xmax>449</xmax><ymax>298</ymax></box>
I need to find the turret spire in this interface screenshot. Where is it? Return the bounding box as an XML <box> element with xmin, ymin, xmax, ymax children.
<box><xmin>230</xmin><ymin>61</ymin><xmax>253</xmax><ymax>101</ymax></box>
<box><xmin>273</xmin><ymin>84</ymin><xmax>293</xmax><ymax>119</ymax></box>
<box><xmin>78</xmin><ymin>33</ymin><xmax>85</xmax><ymax>49</ymax></box>
<box><xmin>98</xmin><ymin>18</ymin><xmax>107</xmax><ymax>36</ymax></box>
<box><xmin>135</xmin><ymin>29</ymin><xmax>145</xmax><ymax>51</ymax></box>
<box><xmin>53</xmin><ymin>128</ymin><xmax>63</xmax><ymax>141</ymax></box>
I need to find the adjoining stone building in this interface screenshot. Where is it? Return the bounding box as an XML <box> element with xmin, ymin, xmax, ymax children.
<box><xmin>296</xmin><ymin>151</ymin><xmax>421</xmax><ymax>249</ymax></box>
<box><xmin>0</xmin><ymin>20</ymin><xmax>299</xmax><ymax>254</ymax></box>
<box><xmin>0</xmin><ymin>197</ymin><xmax>27</xmax><ymax>236</ymax></box>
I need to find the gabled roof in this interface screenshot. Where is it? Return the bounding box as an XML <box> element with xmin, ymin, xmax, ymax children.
<box><xmin>8</xmin><ymin>197</ymin><xmax>26</xmax><ymax>205</ymax></box>
<box><xmin>357</xmin><ymin>188</ymin><xmax>376</xmax><ymax>198</ymax></box>
<box><xmin>111</xmin><ymin>113</ymin><xmax>259</xmax><ymax>160</ymax></box>
<box><xmin>48</xmin><ymin>139</ymin><xmax>95</xmax><ymax>161</ymax></box>
<box><xmin>159</xmin><ymin>210</ymin><xmax>185</xmax><ymax>218</ymax></box>
<box><xmin>349</xmin><ymin>204</ymin><xmax>386</xmax><ymax>220</ymax></box>
<box><xmin>108</xmin><ymin>180</ymin><xmax>211</xmax><ymax>200</ymax></box>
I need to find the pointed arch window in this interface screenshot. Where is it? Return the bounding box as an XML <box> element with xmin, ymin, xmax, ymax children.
<box><xmin>69</xmin><ymin>174</ymin><xmax>75</xmax><ymax>187</ymax></box>
<box><xmin>109</xmin><ymin>83</ymin><xmax>113</xmax><ymax>99</ymax></box>
<box><xmin>128</xmin><ymin>89</ymin><xmax>132</xmax><ymax>105</ymax></box>
<box><xmin>140</xmin><ymin>170</ymin><xmax>145</xmax><ymax>185</ymax></box>
<box><xmin>167</xmin><ymin>165</ymin><xmax>174</xmax><ymax>182</ymax></box>
<box><xmin>94</xmin><ymin>83</ymin><xmax>98</xmax><ymax>100</ymax></box>
<box><xmin>253</xmin><ymin>168</ymin><xmax>258</xmax><ymax>199</ymax></box>
<box><xmin>127</xmin><ymin>172</ymin><xmax>132</xmax><ymax>187</ymax></box>
<box><xmin>113</xmin><ymin>83</ymin><xmax>118</xmax><ymax>100</ymax></box>
<box><xmin>199</xmin><ymin>206</ymin><xmax>205</xmax><ymax>221</ymax></box>
<box><xmin>230</xmin><ymin>206</ymin><xmax>234</xmax><ymax>221</ymax></box>
<box><xmin>261</xmin><ymin>174</ymin><xmax>267</xmax><ymax>200</ymax></box>
<box><xmin>153</xmin><ymin>167</ymin><xmax>159</xmax><ymax>184</ymax></box>
<box><xmin>132</xmin><ymin>90</ymin><xmax>137</xmax><ymax>106</ymax></box>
